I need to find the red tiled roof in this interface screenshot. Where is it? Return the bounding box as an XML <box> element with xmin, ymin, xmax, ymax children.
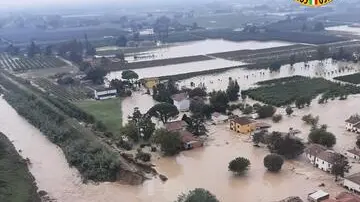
<box><xmin>179</xmin><ymin>130</ymin><xmax>198</xmax><ymax>143</ymax></box>
<box><xmin>232</xmin><ymin>116</ymin><xmax>254</xmax><ymax>125</ymax></box>
<box><xmin>317</xmin><ymin>150</ymin><xmax>338</xmax><ymax>164</ymax></box>
<box><xmin>346</xmin><ymin>173</ymin><xmax>360</xmax><ymax>185</ymax></box>
<box><xmin>305</xmin><ymin>144</ymin><xmax>327</xmax><ymax>157</ymax></box>
<box><xmin>346</xmin><ymin>116</ymin><xmax>360</xmax><ymax>124</ymax></box>
<box><xmin>165</xmin><ymin>121</ymin><xmax>186</xmax><ymax>131</ymax></box>
<box><xmin>347</xmin><ymin>148</ymin><xmax>360</xmax><ymax>157</ymax></box>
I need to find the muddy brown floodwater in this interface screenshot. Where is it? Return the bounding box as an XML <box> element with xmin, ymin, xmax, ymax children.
<box><xmin>2</xmin><ymin>89</ymin><xmax>360</xmax><ymax>201</ymax></box>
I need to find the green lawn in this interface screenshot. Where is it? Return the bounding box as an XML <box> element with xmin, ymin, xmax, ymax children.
<box><xmin>0</xmin><ymin>132</ymin><xmax>41</xmax><ymax>202</ymax></box>
<box><xmin>77</xmin><ymin>98</ymin><xmax>122</xmax><ymax>134</ymax></box>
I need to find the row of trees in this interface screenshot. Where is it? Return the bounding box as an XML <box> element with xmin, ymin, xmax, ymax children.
<box><xmin>228</xmin><ymin>154</ymin><xmax>284</xmax><ymax>175</ymax></box>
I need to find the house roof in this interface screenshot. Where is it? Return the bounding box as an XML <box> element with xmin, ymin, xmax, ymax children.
<box><xmin>347</xmin><ymin>148</ymin><xmax>360</xmax><ymax>157</ymax></box>
<box><xmin>305</xmin><ymin>144</ymin><xmax>327</xmax><ymax>156</ymax></box>
<box><xmin>165</xmin><ymin>121</ymin><xmax>186</xmax><ymax>131</ymax></box>
<box><xmin>346</xmin><ymin>115</ymin><xmax>360</xmax><ymax>124</ymax></box>
<box><xmin>171</xmin><ymin>93</ymin><xmax>188</xmax><ymax>102</ymax></box>
<box><xmin>255</xmin><ymin>122</ymin><xmax>272</xmax><ymax>129</ymax></box>
<box><xmin>354</xmin><ymin>123</ymin><xmax>360</xmax><ymax>129</ymax></box>
<box><xmin>232</xmin><ymin>116</ymin><xmax>254</xmax><ymax>125</ymax></box>
<box><xmin>179</xmin><ymin>130</ymin><xmax>198</xmax><ymax>144</ymax></box>
<box><xmin>345</xmin><ymin>173</ymin><xmax>360</xmax><ymax>185</ymax></box>
<box><xmin>308</xmin><ymin>190</ymin><xmax>329</xmax><ymax>200</ymax></box>
<box><xmin>323</xmin><ymin>192</ymin><xmax>360</xmax><ymax>202</ymax></box>
<box><xmin>317</xmin><ymin>150</ymin><xmax>338</xmax><ymax>164</ymax></box>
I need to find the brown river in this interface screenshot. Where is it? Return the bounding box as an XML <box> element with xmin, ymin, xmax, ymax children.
<box><xmin>2</xmin><ymin>59</ymin><xmax>360</xmax><ymax>201</ymax></box>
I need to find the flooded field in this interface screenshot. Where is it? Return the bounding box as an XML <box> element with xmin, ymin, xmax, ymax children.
<box><xmin>326</xmin><ymin>25</ymin><xmax>360</xmax><ymax>36</ymax></box>
<box><xmin>107</xmin><ymin>58</ymin><xmax>246</xmax><ymax>79</ymax></box>
<box><xmin>125</xmin><ymin>39</ymin><xmax>293</xmax><ymax>62</ymax></box>
<box><xmin>178</xmin><ymin>59</ymin><xmax>360</xmax><ymax>91</ymax></box>
<box><xmin>2</xmin><ymin>93</ymin><xmax>358</xmax><ymax>202</ymax></box>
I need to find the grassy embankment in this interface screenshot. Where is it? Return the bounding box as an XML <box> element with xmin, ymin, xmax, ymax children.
<box><xmin>243</xmin><ymin>76</ymin><xmax>360</xmax><ymax>106</ymax></box>
<box><xmin>77</xmin><ymin>98</ymin><xmax>122</xmax><ymax>135</ymax></box>
<box><xmin>0</xmin><ymin>132</ymin><xmax>41</xmax><ymax>202</ymax></box>
<box><xmin>334</xmin><ymin>73</ymin><xmax>360</xmax><ymax>84</ymax></box>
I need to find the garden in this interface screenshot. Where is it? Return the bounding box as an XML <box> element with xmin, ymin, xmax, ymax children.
<box><xmin>334</xmin><ymin>73</ymin><xmax>360</xmax><ymax>84</ymax></box>
<box><xmin>0</xmin><ymin>53</ymin><xmax>66</xmax><ymax>71</ymax></box>
<box><xmin>243</xmin><ymin>76</ymin><xmax>360</xmax><ymax>106</ymax></box>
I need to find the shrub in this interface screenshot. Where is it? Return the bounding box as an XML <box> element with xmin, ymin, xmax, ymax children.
<box><xmin>136</xmin><ymin>151</ymin><xmax>151</xmax><ymax>162</ymax></box>
<box><xmin>257</xmin><ymin>105</ymin><xmax>276</xmax><ymax>119</ymax></box>
<box><xmin>175</xmin><ymin>188</ymin><xmax>219</xmax><ymax>202</ymax></box>
<box><xmin>308</xmin><ymin>125</ymin><xmax>336</xmax><ymax>147</ymax></box>
<box><xmin>285</xmin><ymin>106</ymin><xmax>293</xmax><ymax>116</ymax></box>
<box><xmin>272</xmin><ymin>114</ymin><xmax>282</xmax><ymax>123</ymax></box>
<box><xmin>302</xmin><ymin>114</ymin><xmax>319</xmax><ymax>126</ymax></box>
<box><xmin>264</xmin><ymin>154</ymin><xmax>284</xmax><ymax>172</ymax></box>
<box><xmin>152</xmin><ymin>129</ymin><xmax>182</xmax><ymax>156</ymax></box>
<box><xmin>242</xmin><ymin>106</ymin><xmax>253</xmax><ymax>114</ymax></box>
<box><xmin>228</xmin><ymin>157</ymin><xmax>250</xmax><ymax>174</ymax></box>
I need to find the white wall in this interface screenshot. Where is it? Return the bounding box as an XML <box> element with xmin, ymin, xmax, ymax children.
<box><xmin>306</xmin><ymin>154</ymin><xmax>316</xmax><ymax>163</ymax></box>
<box><xmin>174</xmin><ymin>100</ymin><xmax>190</xmax><ymax>112</ymax></box>
<box><xmin>344</xmin><ymin>179</ymin><xmax>360</xmax><ymax>192</ymax></box>
<box><xmin>315</xmin><ymin>158</ymin><xmax>332</xmax><ymax>172</ymax></box>
<box><xmin>346</xmin><ymin>123</ymin><xmax>354</xmax><ymax>131</ymax></box>
<box><xmin>346</xmin><ymin>152</ymin><xmax>360</xmax><ymax>160</ymax></box>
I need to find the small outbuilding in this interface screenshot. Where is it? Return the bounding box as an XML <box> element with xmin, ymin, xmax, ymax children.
<box><xmin>308</xmin><ymin>190</ymin><xmax>330</xmax><ymax>202</ymax></box>
<box><xmin>172</xmin><ymin>93</ymin><xmax>190</xmax><ymax>112</ymax></box>
<box><xmin>230</xmin><ymin>116</ymin><xmax>256</xmax><ymax>134</ymax></box>
<box><xmin>179</xmin><ymin>130</ymin><xmax>203</xmax><ymax>150</ymax></box>
<box><xmin>94</xmin><ymin>88</ymin><xmax>117</xmax><ymax>100</ymax></box>
<box><xmin>343</xmin><ymin>173</ymin><xmax>360</xmax><ymax>193</ymax></box>
<box><xmin>345</xmin><ymin>148</ymin><xmax>360</xmax><ymax>160</ymax></box>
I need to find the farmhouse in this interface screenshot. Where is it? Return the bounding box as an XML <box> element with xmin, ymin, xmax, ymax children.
<box><xmin>179</xmin><ymin>130</ymin><xmax>203</xmax><ymax>150</ymax></box>
<box><xmin>343</xmin><ymin>173</ymin><xmax>360</xmax><ymax>193</ymax></box>
<box><xmin>230</xmin><ymin>116</ymin><xmax>256</xmax><ymax>134</ymax></box>
<box><xmin>165</xmin><ymin>120</ymin><xmax>187</xmax><ymax>132</ymax></box>
<box><xmin>345</xmin><ymin>148</ymin><xmax>360</xmax><ymax>160</ymax></box>
<box><xmin>94</xmin><ymin>88</ymin><xmax>117</xmax><ymax>100</ymax></box>
<box><xmin>315</xmin><ymin>150</ymin><xmax>338</xmax><ymax>172</ymax></box>
<box><xmin>323</xmin><ymin>192</ymin><xmax>360</xmax><ymax>202</ymax></box>
<box><xmin>171</xmin><ymin>93</ymin><xmax>190</xmax><ymax>112</ymax></box>
<box><xmin>345</xmin><ymin>115</ymin><xmax>360</xmax><ymax>132</ymax></box>
<box><xmin>305</xmin><ymin>144</ymin><xmax>327</xmax><ymax>164</ymax></box>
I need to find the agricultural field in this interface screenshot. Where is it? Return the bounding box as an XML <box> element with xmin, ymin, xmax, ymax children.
<box><xmin>334</xmin><ymin>73</ymin><xmax>360</xmax><ymax>84</ymax></box>
<box><xmin>243</xmin><ymin>76</ymin><xmax>360</xmax><ymax>106</ymax></box>
<box><xmin>76</xmin><ymin>99</ymin><xmax>122</xmax><ymax>135</ymax></box>
<box><xmin>33</xmin><ymin>78</ymin><xmax>90</xmax><ymax>101</ymax></box>
<box><xmin>0</xmin><ymin>53</ymin><xmax>67</xmax><ymax>71</ymax></box>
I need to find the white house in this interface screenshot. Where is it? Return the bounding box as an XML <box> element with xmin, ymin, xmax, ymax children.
<box><xmin>304</xmin><ymin>144</ymin><xmax>327</xmax><ymax>164</ymax></box>
<box><xmin>307</xmin><ymin>190</ymin><xmax>330</xmax><ymax>202</ymax></box>
<box><xmin>345</xmin><ymin>115</ymin><xmax>360</xmax><ymax>132</ymax></box>
<box><xmin>305</xmin><ymin>144</ymin><xmax>339</xmax><ymax>172</ymax></box>
<box><xmin>94</xmin><ymin>88</ymin><xmax>117</xmax><ymax>100</ymax></box>
<box><xmin>171</xmin><ymin>93</ymin><xmax>190</xmax><ymax>112</ymax></box>
<box><xmin>344</xmin><ymin>173</ymin><xmax>360</xmax><ymax>193</ymax></box>
<box><xmin>346</xmin><ymin>148</ymin><xmax>360</xmax><ymax>160</ymax></box>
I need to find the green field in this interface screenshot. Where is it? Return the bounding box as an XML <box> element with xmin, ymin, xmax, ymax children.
<box><xmin>77</xmin><ymin>98</ymin><xmax>122</xmax><ymax>134</ymax></box>
<box><xmin>334</xmin><ymin>73</ymin><xmax>360</xmax><ymax>84</ymax></box>
<box><xmin>0</xmin><ymin>132</ymin><xmax>41</xmax><ymax>202</ymax></box>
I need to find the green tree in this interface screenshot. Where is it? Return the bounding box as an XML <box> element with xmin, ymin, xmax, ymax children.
<box><xmin>269</xmin><ymin>62</ymin><xmax>281</xmax><ymax>72</ymax></box>
<box><xmin>331</xmin><ymin>154</ymin><xmax>349</xmax><ymax>181</ymax></box>
<box><xmin>308</xmin><ymin>125</ymin><xmax>336</xmax><ymax>147</ymax></box>
<box><xmin>139</xmin><ymin>116</ymin><xmax>156</xmax><ymax>141</ymax></box>
<box><xmin>152</xmin><ymin>83</ymin><xmax>173</xmax><ymax>104</ymax></box>
<box><xmin>189</xmin><ymin>87</ymin><xmax>207</xmax><ymax>98</ymax></box>
<box><xmin>257</xmin><ymin>105</ymin><xmax>276</xmax><ymax>119</ymax></box>
<box><xmin>85</xmin><ymin>67</ymin><xmax>107</xmax><ymax>84</ymax></box>
<box><xmin>226</xmin><ymin>79</ymin><xmax>240</xmax><ymax>101</ymax></box>
<box><xmin>228</xmin><ymin>157</ymin><xmax>250</xmax><ymax>174</ymax></box>
<box><xmin>147</xmin><ymin>103</ymin><xmax>179</xmax><ymax>124</ymax></box>
<box><xmin>121</xmin><ymin>121</ymin><xmax>140</xmax><ymax>142</ymax></box>
<box><xmin>152</xmin><ymin>129</ymin><xmax>182</xmax><ymax>156</ymax></box>
<box><xmin>252</xmin><ymin>130</ymin><xmax>266</xmax><ymax>146</ymax></box>
<box><xmin>209</xmin><ymin>90</ymin><xmax>229</xmax><ymax>113</ymax></box>
<box><xmin>185</xmin><ymin>114</ymin><xmax>208</xmax><ymax>136</ymax></box>
<box><xmin>121</xmin><ymin>70</ymin><xmax>139</xmax><ymax>83</ymax></box>
<box><xmin>285</xmin><ymin>106</ymin><xmax>293</xmax><ymax>116</ymax></box>
<box><xmin>264</xmin><ymin>154</ymin><xmax>284</xmax><ymax>172</ymax></box>
<box><xmin>272</xmin><ymin>114</ymin><xmax>282</xmax><ymax>123</ymax></box>
<box><xmin>175</xmin><ymin>188</ymin><xmax>219</xmax><ymax>202</ymax></box>
<box><xmin>302</xmin><ymin>114</ymin><xmax>319</xmax><ymax>126</ymax></box>
<box><xmin>242</xmin><ymin>105</ymin><xmax>253</xmax><ymax>114</ymax></box>
<box><xmin>267</xmin><ymin>132</ymin><xmax>305</xmax><ymax>159</ymax></box>
<box><xmin>295</xmin><ymin>96</ymin><xmax>311</xmax><ymax>109</ymax></box>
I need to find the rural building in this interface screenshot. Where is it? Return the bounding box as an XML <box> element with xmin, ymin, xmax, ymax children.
<box><xmin>345</xmin><ymin>148</ymin><xmax>360</xmax><ymax>160</ymax></box>
<box><xmin>142</xmin><ymin>77</ymin><xmax>159</xmax><ymax>89</ymax></box>
<box><xmin>171</xmin><ymin>93</ymin><xmax>190</xmax><ymax>112</ymax></box>
<box><xmin>165</xmin><ymin>120</ymin><xmax>187</xmax><ymax>132</ymax></box>
<box><xmin>230</xmin><ymin>116</ymin><xmax>256</xmax><ymax>134</ymax></box>
<box><xmin>345</xmin><ymin>115</ymin><xmax>360</xmax><ymax>132</ymax></box>
<box><xmin>255</xmin><ymin>122</ymin><xmax>272</xmax><ymax>132</ymax></box>
<box><xmin>308</xmin><ymin>190</ymin><xmax>330</xmax><ymax>202</ymax></box>
<box><xmin>343</xmin><ymin>173</ymin><xmax>360</xmax><ymax>193</ymax></box>
<box><xmin>211</xmin><ymin>112</ymin><xmax>228</xmax><ymax>124</ymax></box>
<box><xmin>305</xmin><ymin>144</ymin><xmax>327</xmax><ymax>164</ymax></box>
<box><xmin>94</xmin><ymin>88</ymin><xmax>117</xmax><ymax>100</ymax></box>
<box><xmin>323</xmin><ymin>192</ymin><xmax>360</xmax><ymax>202</ymax></box>
<box><xmin>179</xmin><ymin>130</ymin><xmax>203</xmax><ymax>150</ymax></box>
<box><xmin>315</xmin><ymin>150</ymin><xmax>338</xmax><ymax>172</ymax></box>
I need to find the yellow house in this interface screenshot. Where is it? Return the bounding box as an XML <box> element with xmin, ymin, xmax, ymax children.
<box><xmin>143</xmin><ymin>77</ymin><xmax>159</xmax><ymax>89</ymax></box>
<box><xmin>230</xmin><ymin>116</ymin><xmax>256</xmax><ymax>134</ymax></box>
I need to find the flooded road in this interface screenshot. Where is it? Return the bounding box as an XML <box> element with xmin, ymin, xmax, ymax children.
<box><xmin>2</xmin><ymin>90</ymin><xmax>358</xmax><ymax>201</ymax></box>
